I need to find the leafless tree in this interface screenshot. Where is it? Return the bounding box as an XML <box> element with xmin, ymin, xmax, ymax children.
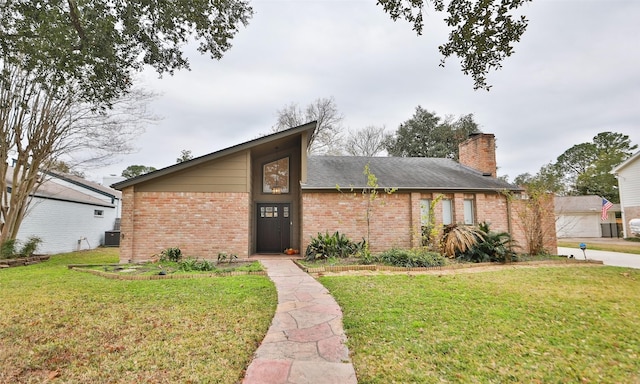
<box><xmin>507</xmin><ymin>189</ymin><xmax>557</xmax><ymax>256</ymax></box>
<box><xmin>273</xmin><ymin>97</ymin><xmax>344</xmax><ymax>154</ymax></box>
<box><xmin>0</xmin><ymin>61</ymin><xmax>155</xmax><ymax>243</ymax></box>
<box><xmin>344</xmin><ymin>126</ymin><xmax>389</xmax><ymax>157</ymax></box>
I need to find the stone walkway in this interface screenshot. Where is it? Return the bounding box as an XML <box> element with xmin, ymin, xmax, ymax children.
<box><xmin>242</xmin><ymin>259</ymin><xmax>357</xmax><ymax>384</ymax></box>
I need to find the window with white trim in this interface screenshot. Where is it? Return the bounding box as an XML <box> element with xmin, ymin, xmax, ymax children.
<box><xmin>94</xmin><ymin>209</ymin><xmax>104</xmax><ymax>217</ymax></box>
<box><xmin>463</xmin><ymin>199</ymin><xmax>475</xmax><ymax>225</ymax></box>
<box><xmin>420</xmin><ymin>199</ymin><xmax>430</xmax><ymax>227</ymax></box>
<box><xmin>420</xmin><ymin>199</ymin><xmax>432</xmax><ymax>246</ymax></box>
<box><xmin>442</xmin><ymin>199</ymin><xmax>453</xmax><ymax>225</ymax></box>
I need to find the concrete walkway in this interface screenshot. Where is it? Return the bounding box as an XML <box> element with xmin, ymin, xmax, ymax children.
<box><xmin>243</xmin><ymin>259</ymin><xmax>358</xmax><ymax>384</ymax></box>
<box><xmin>557</xmin><ymin>247</ymin><xmax>640</xmax><ymax>269</ymax></box>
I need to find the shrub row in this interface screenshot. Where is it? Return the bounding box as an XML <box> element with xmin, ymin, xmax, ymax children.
<box><xmin>364</xmin><ymin>248</ymin><xmax>447</xmax><ymax>268</ymax></box>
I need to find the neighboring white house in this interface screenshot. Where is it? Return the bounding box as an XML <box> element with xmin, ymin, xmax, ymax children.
<box><xmin>7</xmin><ymin>169</ymin><xmax>122</xmax><ymax>254</ymax></box>
<box><xmin>555</xmin><ymin>195</ymin><xmax>619</xmax><ymax>238</ymax></box>
<box><xmin>612</xmin><ymin>150</ymin><xmax>640</xmax><ymax>238</ymax></box>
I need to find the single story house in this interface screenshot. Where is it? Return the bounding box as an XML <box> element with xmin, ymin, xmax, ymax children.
<box><xmin>555</xmin><ymin>195</ymin><xmax>621</xmax><ymax>238</ymax></box>
<box><xmin>612</xmin><ymin>150</ymin><xmax>640</xmax><ymax>238</ymax></box>
<box><xmin>8</xmin><ymin>168</ymin><xmax>122</xmax><ymax>254</ymax></box>
<box><xmin>113</xmin><ymin>123</ymin><xmax>557</xmax><ymax>262</ymax></box>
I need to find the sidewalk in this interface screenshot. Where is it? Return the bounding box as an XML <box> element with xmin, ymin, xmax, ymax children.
<box><xmin>243</xmin><ymin>259</ymin><xmax>357</xmax><ymax>384</ymax></box>
<box><xmin>557</xmin><ymin>247</ymin><xmax>640</xmax><ymax>269</ymax></box>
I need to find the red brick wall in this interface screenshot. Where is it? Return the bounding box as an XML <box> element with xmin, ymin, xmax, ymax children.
<box><xmin>301</xmin><ymin>191</ymin><xmax>554</xmax><ymax>256</ymax></box>
<box><xmin>510</xmin><ymin>193</ymin><xmax>558</xmax><ymax>254</ymax></box>
<box><xmin>119</xmin><ymin>189</ymin><xmax>249</xmax><ymax>262</ymax></box>
<box><xmin>459</xmin><ymin>133</ymin><xmax>497</xmax><ymax>178</ymax></box>
<box><xmin>302</xmin><ymin>192</ymin><xmax>414</xmax><ymax>253</ymax></box>
<box><xmin>475</xmin><ymin>193</ymin><xmax>510</xmax><ymax>232</ymax></box>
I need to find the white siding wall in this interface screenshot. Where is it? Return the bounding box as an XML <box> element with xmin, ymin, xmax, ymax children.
<box><xmin>16</xmin><ymin>197</ymin><xmax>118</xmax><ymax>254</ymax></box>
<box><xmin>618</xmin><ymin>159</ymin><xmax>640</xmax><ymax>207</ymax></box>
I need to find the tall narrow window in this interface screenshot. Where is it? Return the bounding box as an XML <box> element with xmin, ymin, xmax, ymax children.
<box><xmin>420</xmin><ymin>199</ymin><xmax>432</xmax><ymax>246</ymax></box>
<box><xmin>442</xmin><ymin>199</ymin><xmax>453</xmax><ymax>225</ymax></box>
<box><xmin>263</xmin><ymin>157</ymin><xmax>289</xmax><ymax>194</ymax></box>
<box><xmin>420</xmin><ymin>199</ymin><xmax>430</xmax><ymax>227</ymax></box>
<box><xmin>463</xmin><ymin>199</ymin><xmax>475</xmax><ymax>225</ymax></box>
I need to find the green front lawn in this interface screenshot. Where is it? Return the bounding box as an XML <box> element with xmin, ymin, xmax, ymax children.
<box><xmin>320</xmin><ymin>267</ymin><xmax>640</xmax><ymax>383</ymax></box>
<box><xmin>0</xmin><ymin>248</ymin><xmax>277</xmax><ymax>383</ymax></box>
<box><xmin>4</xmin><ymin>248</ymin><xmax>640</xmax><ymax>383</ymax></box>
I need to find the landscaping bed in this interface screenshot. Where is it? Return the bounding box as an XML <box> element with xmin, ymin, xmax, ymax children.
<box><xmin>296</xmin><ymin>257</ymin><xmax>603</xmax><ymax>275</ymax></box>
<box><xmin>69</xmin><ymin>260</ymin><xmax>266</xmax><ymax>280</ymax></box>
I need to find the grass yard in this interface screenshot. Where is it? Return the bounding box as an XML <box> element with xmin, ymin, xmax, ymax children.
<box><xmin>320</xmin><ymin>266</ymin><xmax>640</xmax><ymax>383</ymax></box>
<box><xmin>0</xmin><ymin>248</ymin><xmax>277</xmax><ymax>383</ymax></box>
<box><xmin>557</xmin><ymin>238</ymin><xmax>640</xmax><ymax>255</ymax></box>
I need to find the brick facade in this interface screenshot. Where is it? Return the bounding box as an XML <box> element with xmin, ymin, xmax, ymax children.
<box><xmin>302</xmin><ymin>192</ymin><xmax>556</xmax><ymax>253</ymax></box>
<box><xmin>301</xmin><ymin>190</ymin><xmax>557</xmax><ymax>256</ymax></box>
<box><xmin>302</xmin><ymin>192</ymin><xmax>414</xmax><ymax>253</ymax></box>
<box><xmin>119</xmin><ymin>187</ymin><xmax>249</xmax><ymax>262</ymax></box>
<box><xmin>510</xmin><ymin>193</ymin><xmax>558</xmax><ymax>254</ymax></box>
<box><xmin>459</xmin><ymin>133</ymin><xmax>497</xmax><ymax>178</ymax></box>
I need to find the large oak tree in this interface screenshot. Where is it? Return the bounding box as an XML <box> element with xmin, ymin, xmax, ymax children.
<box><xmin>377</xmin><ymin>0</ymin><xmax>531</xmax><ymax>90</ymax></box>
<box><xmin>385</xmin><ymin>106</ymin><xmax>481</xmax><ymax>160</ymax></box>
<box><xmin>0</xmin><ymin>0</ymin><xmax>253</xmax><ymax>104</ymax></box>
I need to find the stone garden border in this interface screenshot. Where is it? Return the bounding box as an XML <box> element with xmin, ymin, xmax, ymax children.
<box><xmin>68</xmin><ymin>264</ymin><xmax>267</xmax><ymax>280</ymax></box>
<box><xmin>0</xmin><ymin>255</ymin><xmax>50</xmax><ymax>269</ymax></box>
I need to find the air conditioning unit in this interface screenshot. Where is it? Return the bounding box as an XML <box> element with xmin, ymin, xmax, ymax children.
<box><xmin>104</xmin><ymin>231</ymin><xmax>120</xmax><ymax>247</ymax></box>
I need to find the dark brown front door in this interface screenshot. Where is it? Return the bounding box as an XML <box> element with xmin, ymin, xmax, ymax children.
<box><xmin>257</xmin><ymin>203</ymin><xmax>291</xmax><ymax>253</ymax></box>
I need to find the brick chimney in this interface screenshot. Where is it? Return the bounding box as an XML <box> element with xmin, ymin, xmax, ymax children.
<box><xmin>458</xmin><ymin>133</ymin><xmax>497</xmax><ymax>178</ymax></box>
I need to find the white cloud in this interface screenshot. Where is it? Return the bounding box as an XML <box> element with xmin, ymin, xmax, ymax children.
<box><xmin>88</xmin><ymin>0</ymin><xmax>640</xmax><ymax>184</ymax></box>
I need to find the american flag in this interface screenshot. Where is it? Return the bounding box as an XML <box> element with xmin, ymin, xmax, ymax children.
<box><xmin>601</xmin><ymin>198</ymin><xmax>613</xmax><ymax>221</ymax></box>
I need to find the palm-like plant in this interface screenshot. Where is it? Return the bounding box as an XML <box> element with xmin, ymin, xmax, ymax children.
<box><xmin>458</xmin><ymin>222</ymin><xmax>517</xmax><ymax>263</ymax></box>
<box><xmin>441</xmin><ymin>224</ymin><xmax>484</xmax><ymax>258</ymax></box>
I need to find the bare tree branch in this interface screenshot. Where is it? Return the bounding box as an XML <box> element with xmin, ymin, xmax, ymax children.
<box><xmin>0</xmin><ymin>60</ymin><xmax>155</xmax><ymax>242</ymax></box>
<box><xmin>344</xmin><ymin>126</ymin><xmax>389</xmax><ymax>157</ymax></box>
<box><xmin>273</xmin><ymin>96</ymin><xmax>344</xmax><ymax>155</ymax></box>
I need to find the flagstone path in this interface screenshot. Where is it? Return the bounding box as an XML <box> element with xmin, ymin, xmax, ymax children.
<box><xmin>242</xmin><ymin>259</ymin><xmax>357</xmax><ymax>384</ymax></box>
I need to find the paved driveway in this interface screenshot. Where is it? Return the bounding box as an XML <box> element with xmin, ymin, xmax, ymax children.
<box><xmin>557</xmin><ymin>247</ymin><xmax>640</xmax><ymax>269</ymax></box>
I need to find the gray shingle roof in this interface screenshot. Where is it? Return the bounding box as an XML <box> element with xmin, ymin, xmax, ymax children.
<box><xmin>4</xmin><ymin>166</ymin><xmax>116</xmax><ymax>207</ymax></box>
<box><xmin>34</xmin><ymin>180</ymin><xmax>116</xmax><ymax>207</ymax></box>
<box><xmin>303</xmin><ymin>156</ymin><xmax>520</xmax><ymax>191</ymax></box>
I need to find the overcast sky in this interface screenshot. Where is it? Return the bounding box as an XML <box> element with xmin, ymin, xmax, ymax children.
<box><xmin>90</xmin><ymin>0</ymin><xmax>640</xmax><ymax>184</ymax></box>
